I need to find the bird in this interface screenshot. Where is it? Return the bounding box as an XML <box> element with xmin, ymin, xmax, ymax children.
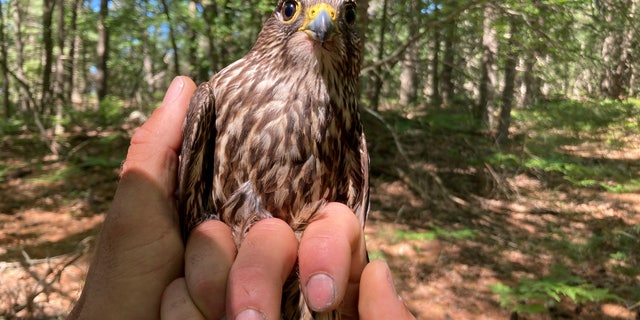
<box><xmin>177</xmin><ymin>0</ymin><xmax>369</xmax><ymax>319</ymax></box>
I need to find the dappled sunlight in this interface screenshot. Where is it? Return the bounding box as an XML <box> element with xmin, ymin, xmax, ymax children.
<box><xmin>560</xmin><ymin>140</ymin><xmax>640</xmax><ymax>161</ymax></box>
<box><xmin>1</xmin><ymin>255</ymin><xmax>90</xmax><ymax>317</ymax></box>
<box><xmin>600</xmin><ymin>304</ymin><xmax>637</xmax><ymax>319</ymax></box>
<box><xmin>375</xmin><ymin>180</ymin><xmax>425</xmax><ymax>208</ymax></box>
<box><xmin>0</xmin><ymin>127</ymin><xmax>123</xmax><ymax>316</ymax></box>
<box><xmin>360</xmin><ymin>99</ymin><xmax>640</xmax><ymax>319</ymax></box>
<box><xmin>2</xmin><ymin>96</ymin><xmax>639</xmax><ymax>318</ymax></box>
<box><xmin>0</xmin><ymin>209</ymin><xmax>103</xmax><ymax>258</ymax></box>
<box><xmin>603</xmin><ymin>193</ymin><xmax>640</xmax><ymax>223</ymax></box>
<box><xmin>3</xmin><ymin>0</ymin><xmax>640</xmax><ymax>316</ymax></box>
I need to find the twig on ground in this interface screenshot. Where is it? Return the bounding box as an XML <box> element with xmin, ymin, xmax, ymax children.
<box><xmin>7</xmin><ymin>236</ymin><xmax>92</xmax><ymax>316</ymax></box>
<box><xmin>364</xmin><ymin>106</ymin><xmax>470</xmax><ymax>208</ymax></box>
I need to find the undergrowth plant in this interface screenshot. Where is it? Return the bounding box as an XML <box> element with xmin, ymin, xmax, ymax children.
<box><xmin>490</xmin><ymin>264</ymin><xmax>620</xmax><ymax>314</ymax></box>
<box><xmin>488</xmin><ymin>98</ymin><xmax>640</xmax><ymax>192</ymax></box>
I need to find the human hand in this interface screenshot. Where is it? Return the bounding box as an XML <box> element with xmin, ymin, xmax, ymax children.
<box><xmin>161</xmin><ymin>202</ymin><xmax>366</xmax><ymax>319</ymax></box>
<box><xmin>68</xmin><ymin>76</ymin><xmax>197</xmax><ymax>319</ymax></box>
<box><xmin>161</xmin><ymin>202</ymin><xmax>416</xmax><ymax>320</ymax></box>
<box><xmin>69</xmin><ymin>76</ymin><xmax>415</xmax><ymax>319</ymax></box>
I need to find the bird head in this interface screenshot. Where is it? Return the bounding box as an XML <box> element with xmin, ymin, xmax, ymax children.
<box><xmin>253</xmin><ymin>0</ymin><xmax>361</xmax><ymax>79</ymax></box>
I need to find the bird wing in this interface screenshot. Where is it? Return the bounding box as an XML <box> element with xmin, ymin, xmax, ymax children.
<box><xmin>178</xmin><ymin>81</ymin><xmax>218</xmax><ymax>239</ymax></box>
<box><xmin>358</xmin><ymin>131</ymin><xmax>370</xmax><ymax>227</ymax></box>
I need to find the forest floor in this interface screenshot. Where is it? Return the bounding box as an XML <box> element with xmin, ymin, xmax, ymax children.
<box><xmin>1</xmin><ymin>98</ymin><xmax>639</xmax><ymax>319</ymax></box>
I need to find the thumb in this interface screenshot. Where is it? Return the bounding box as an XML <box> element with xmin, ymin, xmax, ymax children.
<box><xmin>359</xmin><ymin>260</ymin><xmax>416</xmax><ymax>320</ymax></box>
<box><xmin>123</xmin><ymin>76</ymin><xmax>197</xmax><ymax>192</ymax></box>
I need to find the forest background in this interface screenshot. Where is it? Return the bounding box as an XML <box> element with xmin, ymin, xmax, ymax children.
<box><xmin>0</xmin><ymin>0</ymin><xmax>639</xmax><ymax>319</ymax></box>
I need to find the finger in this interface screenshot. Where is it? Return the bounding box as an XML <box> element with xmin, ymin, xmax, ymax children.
<box><xmin>298</xmin><ymin>202</ymin><xmax>367</xmax><ymax>316</ymax></box>
<box><xmin>161</xmin><ymin>278</ymin><xmax>206</xmax><ymax>320</ymax></box>
<box><xmin>227</xmin><ymin>219</ymin><xmax>298</xmax><ymax>319</ymax></box>
<box><xmin>122</xmin><ymin>75</ymin><xmax>197</xmax><ymax>195</ymax></box>
<box><xmin>185</xmin><ymin>220</ymin><xmax>237</xmax><ymax>319</ymax></box>
<box><xmin>359</xmin><ymin>260</ymin><xmax>415</xmax><ymax>320</ymax></box>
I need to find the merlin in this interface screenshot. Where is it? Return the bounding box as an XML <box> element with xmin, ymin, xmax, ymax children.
<box><xmin>178</xmin><ymin>0</ymin><xmax>369</xmax><ymax>318</ymax></box>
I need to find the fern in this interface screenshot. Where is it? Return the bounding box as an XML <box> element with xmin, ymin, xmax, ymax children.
<box><xmin>490</xmin><ymin>265</ymin><xmax>621</xmax><ymax>314</ymax></box>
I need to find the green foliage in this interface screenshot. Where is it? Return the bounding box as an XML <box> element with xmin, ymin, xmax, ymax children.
<box><xmin>491</xmin><ymin>264</ymin><xmax>620</xmax><ymax>314</ymax></box>
<box><xmin>73</xmin><ymin>155</ymin><xmax>123</xmax><ymax>170</ymax></box>
<box><xmin>524</xmin><ymin>155</ymin><xmax>612</xmax><ymax>187</ymax></box>
<box><xmin>393</xmin><ymin>230</ymin><xmax>438</xmax><ymax>241</ymax></box>
<box><xmin>97</xmin><ymin>96</ymin><xmax>126</xmax><ymax>127</ymax></box>
<box><xmin>600</xmin><ymin>179</ymin><xmax>640</xmax><ymax>193</ymax></box>
<box><xmin>65</xmin><ymin>131</ymin><xmax>128</xmax><ymax>170</ymax></box>
<box><xmin>609</xmin><ymin>225</ymin><xmax>640</xmax><ymax>263</ymax></box>
<box><xmin>547</xmin><ymin>228</ymin><xmax>634</xmax><ymax>263</ymax></box>
<box><xmin>425</xmin><ymin>112</ymin><xmax>477</xmax><ymax>132</ymax></box>
<box><xmin>0</xmin><ymin>117</ymin><xmax>25</xmax><ymax>136</ymax></box>
<box><xmin>485</xmin><ymin>152</ymin><xmax>521</xmax><ymax>168</ymax></box>
<box><xmin>489</xmin><ymin>99</ymin><xmax>640</xmax><ymax>192</ymax></box>
<box><xmin>0</xmin><ymin>164</ymin><xmax>11</xmax><ymax>177</ymax></box>
<box><xmin>515</xmin><ymin>99</ymin><xmax>640</xmax><ymax>137</ymax></box>
<box><xmin>29</xmin><ymin>166</ymin><xmax>79</xmax><ymax>183</ymax></box>
<box><xmin>428</xmin><ymin>225</ymin><xmax>477</xmax><ymax>240</ymax></box>
<box><xmin>392</xmin><ymin>226</ymin><xmax>476</xmax><ymax>242</ymax></box>
<box><xmin>367</xmin><ymin>249</ymin><xmax>387</xmax><ymax>261</ymax></box>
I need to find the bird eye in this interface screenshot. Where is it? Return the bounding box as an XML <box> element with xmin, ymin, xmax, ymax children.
<box><xmin>344</xmin><ymin>3</ymin><xmax>356</xmax><ymax>25</ymax></box>
<box><xmin>281</xmin><ymin>0</ymin><xmax>298</xmax><ymax>22</ymax></box>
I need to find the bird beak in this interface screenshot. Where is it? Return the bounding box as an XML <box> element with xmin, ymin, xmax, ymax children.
<box><xmin>302</xmin><ymin>3</ymin><xmax>338</xmax><ymax>44</ymax></box>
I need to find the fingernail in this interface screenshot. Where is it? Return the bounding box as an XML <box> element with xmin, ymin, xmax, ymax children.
<box><xmin>162</xmin><ymin>76</ymin><xmax>185</xmax><ymax>106</ymax></box>
<box><xmin>306</xmin><ymin>273</ymin><xmax>335</xmax><ymax>311</ymax></box>
<box><xmin>235</xmin><ymin>309</ymin><xmax>265</xmax><ymax>320</ymax></box>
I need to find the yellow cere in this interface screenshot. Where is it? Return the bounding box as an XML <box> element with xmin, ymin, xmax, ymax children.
<box><xmin>300</xmin><ymin>3</ymin><xmax>337</xmax><ymax>30</ymax></box>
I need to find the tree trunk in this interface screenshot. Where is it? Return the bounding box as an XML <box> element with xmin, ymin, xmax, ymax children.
<box><xmin>496</xmin><ymin>18</ymin><xmax>519</xmax><ymax>145</ymax></box>
<box><xmin>356</xmin><ymin>0</ymin><xmax>369</xmax><ymax>59</ymax></box>
<box><xmin>12</xmin><ymin>1</ymin><xmax>29</xmax><ymax>113</ymax></box>
<box><xmin>96</xmin><ymin>0</ymin><xmax>110</xmax><ymax>102</ymax></box>
<box><xmin>41</xmin><ymin>0</ymin><xmax>56</xmax><ymax>113</ymax></box>
<box><xmin>72</xmin><ymin>1</ymin><xmax>86</xmax><ymax>105</ymax></box>
<box><xmin>141</xmin><ymin>28</ymin><xmax>161</xmax><ymax>103</ymax></box>
<box><xmin>522</xmin><ymin>51</ymin><xmax>541</xmax><ymax>107</ymax></box>
<box><xmin>399</xmin><ymin>41</ymin><xmax>418</xmax><ymax>106</ymax></box>
<box><xmin>0</xmin><ymin>0</ymin><xmax>10</xmax><ymax>117</ymax></box>
<box><xmin>600</xmin><ymin>0</ymin><xmax>631</xmax><ymax>99</ymax></box>
<box><xmin>187</xmin><ymin>1</ymin><xmax>201</xmax><ymax>81</ymax></box>
<box><xmin>430</xmin><ymin>4</ymin><xmax>441</xmax><ymax>106</ymax></box>
<box><xmin>441</xmin><ymin>18</ymin><xmax>456</xmax><ymax>106</ymax></box>
<box><xmin>220</xmin><ymin>0</ymin><xmax>233</xmax><ymax>65</ymax></box>
<box><xmin>370</xmin><ymin>0</ymin><xmax>388</xmax><ymax>110</ymax></box>
<box><xmin>399</xmin><ymin>0</ymin><xmax>419</xmax><ymax>107</ymax></box>
<box><xmin>67</xmin><ymin>0</ymin><xmax>81</xmax><ymax>104</ymax></box>
<box><xmin>476</xmin><ymin>4</ymin><xmax>497</xmax><ymax>129</ymax></box>
<box><xmin>627</xmin><ymin>0</ymin><xmax>638</xmax><ymax>96</ymax></box>
<box><xmin>4</xmin><ymin>1</ymin><xmax>60</xmax><ymax>155</ymax></box>
<box><xmin>161</xmin><ymin>0</ymin><xmax>180</xmax><ymax>77</ymax></box>
<box><xmin>201</xmin><ymin>0</ymin><xmax>218</xmax><ymax>77</ymax></box>
<box><xmin>522</xmin><ymin>0</ymin><xmax>544</xmax><ymax>106</ymax></box>
<box><xmin>54</xmin><ymin>0</ymin><xmax>65</xmax><ymax>136</ymax></box>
